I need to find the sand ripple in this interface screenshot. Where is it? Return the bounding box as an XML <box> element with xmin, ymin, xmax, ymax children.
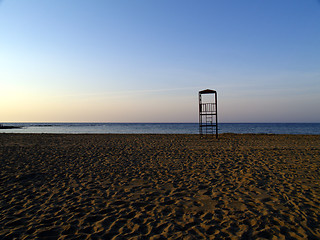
<box><xmin>1</xmin><ymin>133</ymin><xmax>320</xmax><ymax>239</ymax></box>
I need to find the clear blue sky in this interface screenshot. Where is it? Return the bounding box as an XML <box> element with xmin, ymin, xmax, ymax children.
<box><xmin>1</xmin><ymin>0</ymin><xmax>319</xmax><ymax>122</ymax></box>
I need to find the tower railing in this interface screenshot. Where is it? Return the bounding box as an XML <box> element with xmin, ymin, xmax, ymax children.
<box><xmin>199</xmin><ymin>103</ymin><xmax>216</xmax><ymax>114</ymax></box>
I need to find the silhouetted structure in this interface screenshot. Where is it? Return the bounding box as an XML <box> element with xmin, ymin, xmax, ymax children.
<box><xmin>0</xmin><ymin>124</ymin><xmax>21</xmax><ymax>129</ymax></box>
<box><xmin>199</xmin><ymin>89</ymin><xmax>218</xmax><ymax>138</ymax></box>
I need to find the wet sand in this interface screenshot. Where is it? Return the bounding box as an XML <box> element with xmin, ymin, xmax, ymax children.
<box><xmin>1</xmin><ymin>133</ymin><xmax>320</xmax><ymax>239</ymax></box>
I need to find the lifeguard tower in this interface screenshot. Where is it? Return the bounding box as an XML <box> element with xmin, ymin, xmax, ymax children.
<box><xmin>199</xmin><ymin>89</ymin><xmax>218</xmax><ymax>138</ymax></box>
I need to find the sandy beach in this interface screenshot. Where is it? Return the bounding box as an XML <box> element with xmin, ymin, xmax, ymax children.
<box><xmin>0</xmin><ymin>133</ymin><xmax>319</xmax><ymax>239</ymax></box>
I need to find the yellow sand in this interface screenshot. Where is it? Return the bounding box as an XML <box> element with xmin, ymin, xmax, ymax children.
<box><xmin>0</xmin><ymin>133</ymin><xmax>319</xmax><ymax>239</ymax></box>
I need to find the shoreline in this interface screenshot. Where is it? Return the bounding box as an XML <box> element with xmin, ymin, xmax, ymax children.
<box><xmin>1</xmin><ymin>133</ymin><xmax>319</xmax><ymax>239</ymax></box>
<box><xmin>1</xmin><ymin>132</ymin><xmax>320</xmax><ymax>135</ymax></box>
<box><xmin>1</xmin><ymin>123</ymin><xmax>320</xmax><ymax>135</ymax></box>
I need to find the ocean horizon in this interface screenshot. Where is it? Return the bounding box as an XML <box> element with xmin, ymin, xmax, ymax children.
<box><xmin>1</xmin><ymin>122</ymin><xmax>320</xmax><ymax>135</ymax></box>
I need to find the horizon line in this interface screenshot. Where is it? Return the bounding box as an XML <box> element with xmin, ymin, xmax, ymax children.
<box><xmin>2</xmin><ymin>121</ymin><xmax>320</xmax><ymax>124</ymax></box>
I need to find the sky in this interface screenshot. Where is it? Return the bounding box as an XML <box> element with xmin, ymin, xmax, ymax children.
<box><xmin>1</xmin><ymin>0</ymin><xmax>320</xmax><ymax>123</ymax></box>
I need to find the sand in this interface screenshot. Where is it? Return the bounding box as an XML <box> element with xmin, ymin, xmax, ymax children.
<box><xmin>0</xmin><ymin>133</ymin><xmax>319</xmax><ymax>239</ymax></box>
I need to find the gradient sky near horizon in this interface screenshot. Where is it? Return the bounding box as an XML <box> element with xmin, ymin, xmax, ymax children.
<box><xmin>1</xmin><ymin>0</ymin><xmax>320</xmax><ymax>123</ymax></box>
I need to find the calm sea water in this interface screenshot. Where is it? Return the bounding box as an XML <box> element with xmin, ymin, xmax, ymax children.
<box><xmin>1</xmin><ymin>123</ymin><xmax>320</xmax><ymax>135</ymax></box>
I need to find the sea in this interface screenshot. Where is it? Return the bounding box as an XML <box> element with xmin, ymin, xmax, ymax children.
<box><xmin>1</xmin><ymin>123</ymin><xmax>320</xmax><ymax>135</ymax></box>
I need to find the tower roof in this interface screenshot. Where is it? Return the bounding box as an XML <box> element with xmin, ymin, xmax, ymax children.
<box><xmin>199</xmin><ymin>89</ymin><xmax>216</xmax><ymax>94</ymax></box>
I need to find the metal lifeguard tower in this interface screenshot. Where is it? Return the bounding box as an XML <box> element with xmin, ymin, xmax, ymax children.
<box><xmin>199</xmin><ymin>89</ymin><xmax>218</xmax><ymax>138</ymax></box>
